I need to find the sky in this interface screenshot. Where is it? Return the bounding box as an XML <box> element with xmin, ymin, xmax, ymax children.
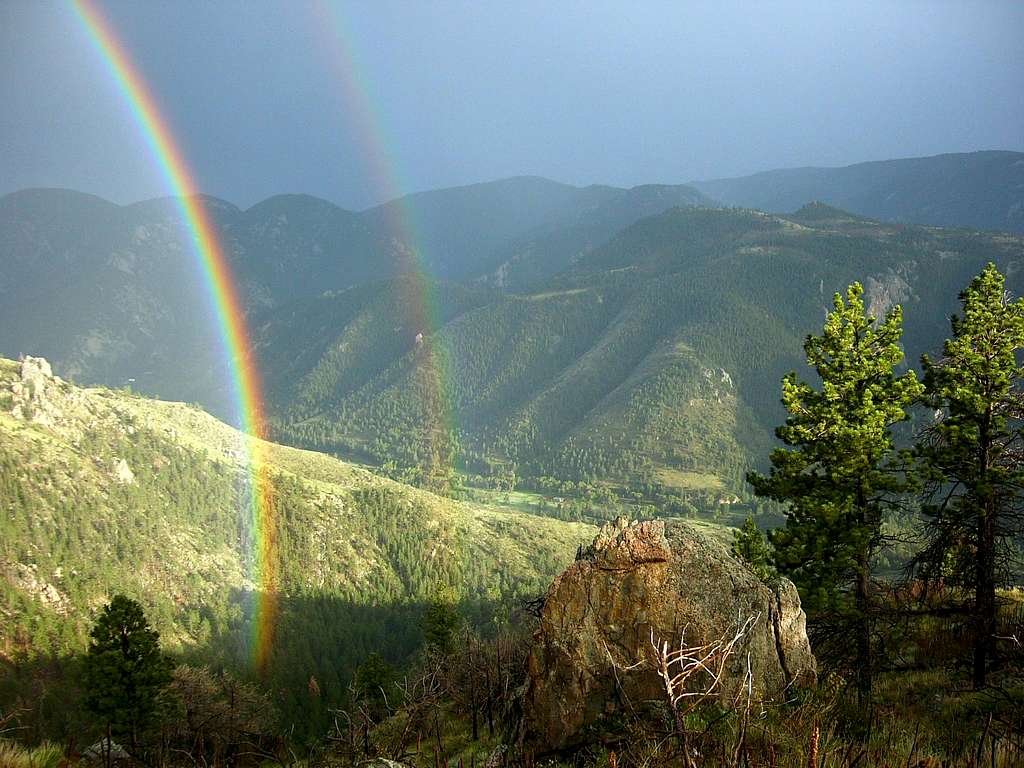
<box><xmin>2</xmin><ymin>0</ymin><xmax>1023</xmax><ymax>211</ymax></box>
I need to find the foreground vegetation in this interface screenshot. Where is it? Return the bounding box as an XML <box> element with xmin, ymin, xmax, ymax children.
<box><xmin>3</xmin><ymin>592</ymin><xmax>1022</xmax><ymax>768</ymax></box>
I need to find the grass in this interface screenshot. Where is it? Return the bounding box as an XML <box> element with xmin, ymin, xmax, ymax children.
<box><xmin>655</xmin><ymin>467</ymin><xmax>724</xmax><ymax>491</ymax></box>
<box><xmin>350</xmin><ymin>667</ymin><xmax>1023</xmax><ymax>768</ymax></box>
<box><xmin>463</xmin><ymin>487</ymin><xmax>565</xmax><ymax>515</ymax></box>
<box><xmin>683</xmin><ymin>517</ymin><xmax>736</xmax><ymax>546</ymax></box>
<box><xmin>0</xmin><ymin>742</ymin><xmax>63</xmax><ymax>768</ymax></box>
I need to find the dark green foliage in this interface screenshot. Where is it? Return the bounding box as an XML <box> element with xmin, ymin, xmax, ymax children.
<box><xmin>748</xmin><ymin>283</ymin><xmax>922</xmax><ymax>700</ymax></box>
<box><xmin>163</xmin><ymin>665</ymin><xmax>277</xmax><ymax>766</ymax></box>
<box><xmin>422</xmin><ymin>585</ymin><xmax>461</xmax><ymax>652</ymax></box>
<box><xmin>731</xmin><ymin>516</ymin><xmax>774</xmax><ymax>582</ymax></box>
<box><xmin>913</xmin><ymin>263</ymin><xmax>1024</xmax><ymax>688</ymax></box>
<box><xmin>353</xmin><ymin>652</ymin><xmax>395</xmax><ymax>718</ymax></box>
<box><xmin>83</xmin><ymin>596</ymin><xmax>172</xmax><ymax>749</ymax></box>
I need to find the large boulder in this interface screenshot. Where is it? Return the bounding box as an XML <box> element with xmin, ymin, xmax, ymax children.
<box><xmin>522</xmin><ymin>518</ymin><xmax>815</xmax><ymax>753</ymax></box>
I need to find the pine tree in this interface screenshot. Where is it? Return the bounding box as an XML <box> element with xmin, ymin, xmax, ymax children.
<box><xmin>731</xmin><ymin>515</ymin><xmax>774</xmax><ymax>582</ymax></box>
<box><xmin>83</xmin><ymin>595</ymin><xmax>172</xmax><ymax>754</ymax></box>
<box><xmin>422</xmin><ymin>584</ymin><xmax>461</xmax><ymax>652</ymax></box>
<box><xmin>353</xmin><ymin>651</ymin><xmax>395</xmax><ymax>720</ymax></box>
<box><xmin>913</xmin><ymin>263</ymin><xmax>1024</xmax><ymax>689</ymax></box>
<box><xmin>748</xmin><ymin>283</ymin><xmax>921</xmax><ymax>704</ymax></box>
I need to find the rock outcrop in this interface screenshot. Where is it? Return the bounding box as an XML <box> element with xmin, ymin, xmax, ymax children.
<box><xmin>9</xmin><ymin>356</ymin><xmax>57</xmax><ymax>425</ymax></box>
<box><xmin>112</xmin><ymin>457</ymin><xmax>136</xmax><ymax>485</ymax></box>
<box><xmin>522</xmin><ymin>518</ymin><xmax>815</xmax><ymax>753</ymax></box>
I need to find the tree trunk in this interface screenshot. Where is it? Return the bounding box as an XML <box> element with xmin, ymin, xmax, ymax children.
<box><xmin>483</xmin><ymin>663</ymin><xmax>494</xmax><ymax>738</ymax></box>
<box><xmin>974</xmin><ymin>412</ymin><xmax>995</xmax><ymax>690</ymax></box>
<box><xmin>470</xmin><ymin>635</ymin><xmax>479</xmax><ymax>741</ymax></box>
<box><xmin>974</xmin><ymin>500</ymin><xmax>996</xmax><ymax>689</ymax></box>
<box><xmin>671</xmin><ymin>707</ymin><xmax>694</xmax><ymax>768</ymax></box>
<box><xmin>855</xmin><ymin>547</ymin><xmax>872</xmax><ymax>708</ymax></box>
<box><xmin>104</xmin><ymin>724</ymin><xmax>112</xmax><ymax>768</ymax></box>
<box><xmin>854</xmin><ymin>479</ymin><xmax>873</xmax><ymax>709</ymax></box>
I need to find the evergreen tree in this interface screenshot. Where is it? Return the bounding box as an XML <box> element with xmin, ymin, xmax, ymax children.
<box><xmin>83</xmin><ymin>595</ymin><xmax>172</xmax><ymax>754</ymax></box>
<box><xmin>731</xmin><ymin>515</ymin><xmax>774</xmax><ymax>582</ymax></box>
<box><xmin>422</xmin><ymin>584</ymin><xmax>461</xmax><ymax>652</ymax></box>
<box><xmin>353</xmin><ymin>652</ymin><xmax>395</xmax><ymax>719</ymax></box>
<box><xmin>748</xmin><ymin>283</ymin><xmax>921</xmax><ymax>704</ymax></box>
<box><xmin>913</xmin><ymin>263</ymin><xmax>1024</xmax><ymax>689</ymax></box>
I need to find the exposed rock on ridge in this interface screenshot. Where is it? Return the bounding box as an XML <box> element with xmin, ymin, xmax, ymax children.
<box><xmin>522</xmin><ymin>518</ymin><xmax>815</xmax><ymax>753</ymax></box>
<box><xmin>9</xmin><ymin>356</ymin><xmax>59</xmax><ymax>425</ymax></box>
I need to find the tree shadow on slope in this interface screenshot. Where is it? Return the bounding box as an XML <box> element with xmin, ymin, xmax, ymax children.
<box><xmin>0</xmin><ymin>589</ymin><xmax>515</xmax><ymax>747</ymax></box>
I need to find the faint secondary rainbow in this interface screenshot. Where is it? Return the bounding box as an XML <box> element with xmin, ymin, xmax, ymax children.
<box><xmin>70</xmin><ymin>0</ymin><xmax>279</xmax><ymax>671</ymax></box>
<box><xmin>313</xmin><ymin>1</ymin><xmax>459</xmax><ymax>487</ymax></box>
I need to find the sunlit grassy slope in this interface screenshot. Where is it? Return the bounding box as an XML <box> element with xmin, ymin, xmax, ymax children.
<box><xmin>0</xmin><ymin>356</ymin><xmax>593</xmax><ymax>667</ymax></box>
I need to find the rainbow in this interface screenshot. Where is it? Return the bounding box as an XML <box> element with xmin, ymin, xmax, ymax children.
<box><xmin>69</xmin><ymin>0</ymin><xmax>279</xmax><ymax>672</ymax></box>
<box><xmin>313</xmin><ymin>0</ymin><xmax>459</xmax><ymax>489</ymax></box>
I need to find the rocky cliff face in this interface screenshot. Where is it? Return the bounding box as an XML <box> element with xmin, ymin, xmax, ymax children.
<box><xmin>522</xmin><ymin>518</ymin><xmax>815</xmax><ymax>753</ymax></box>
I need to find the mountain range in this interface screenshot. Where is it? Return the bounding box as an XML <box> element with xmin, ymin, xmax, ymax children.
<box><xmin>2</xmin><ymin>151</ymin><xmax>1023</xmax><ymax>500</ymax></box>
<box><xmin>691</xmin><ymin>150</ymin><xmax>1024</xmax><ymax>233</ymax></box>
<box><xmin>261</xmin><ymin>204</ymin><xmax>1024</xmax><ymax>496</ymax></box>
<box><xmin>4</xmin><ymin>149</ymin><xmax>1024</xmax><ymax>733</ymax></box>
<box><xmin>0</xmin><ymin>177</ymin><xmax>711</xmax><ymax>414</ymax></box>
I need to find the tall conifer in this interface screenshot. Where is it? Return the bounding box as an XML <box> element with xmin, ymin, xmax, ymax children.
<box><xmin>914</xmin><ymin>263</ymin><xmax>1024</xmax><ymax>688</ymax></box>
<box><xmin>749</xmin><ymin>283</ymin><xmax>921</xmax><ymax>703</ymax></box>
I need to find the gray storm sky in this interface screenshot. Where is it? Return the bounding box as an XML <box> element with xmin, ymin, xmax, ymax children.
<box><xmin>2</xmin><ymin>0</ymin><xmax>1023</xmax><ymax>210</ymax></box>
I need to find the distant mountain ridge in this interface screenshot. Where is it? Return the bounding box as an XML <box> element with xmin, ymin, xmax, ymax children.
<box><xmin>691</xmin><ymin>150</ymin><xmax>1024</xmax><ymax>233</ymax></box>
<box><xmin>0</xmin><ymin>178</ymin><xmax>712</xmax><ymax>411</ymax></box>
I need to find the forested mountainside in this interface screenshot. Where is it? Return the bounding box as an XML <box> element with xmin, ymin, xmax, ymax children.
<box><xmin>264</xmin><ymin>204</ymin><xmax>1024</xmax><ymax>498</ymax></box>
<box><xmin>3</xmin><ymin>166</ymin><xmax>1024</xmax><ymax>504</ymax></box>
<box><xmin>0</xmin><ymin>180</ymin><xmax>711</xmax><ymax>410</ymax></box>
<box><xmin>470</xmin><ymin>182</ymin><xmax>714</xmax><ymax>290</ymax></box>
<box><xmin>692</xmin><ymin>150</ymin><xmax>1024</xmax><ymax>233</ymax></box>
<box><xmin>0</xmin><ymin>356</ymin><xmax>592</xmax><ymax>733</ymax></box>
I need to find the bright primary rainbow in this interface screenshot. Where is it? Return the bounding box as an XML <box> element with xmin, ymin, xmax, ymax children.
<box><xmin>70</xmin><ymin>0</ymin><xmax>279</xmax><ymax>672</ymax></box>
<box><xmin>69</xmin><ymin>0</ymin><xmax>462</xmax><ymax>672</ymax></box>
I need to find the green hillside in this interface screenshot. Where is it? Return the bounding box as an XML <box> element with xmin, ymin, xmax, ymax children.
<box><xmin>475</xmin><ymin>182</ymin><xmax>714</xmax><ymax>290</ymax></box>
<box><xmin>266</xmin><ymin>205</ymin><xmax>1024</xmax><ymax>500</ymax></box>
<box><xmin>0</xmin><ymin>180</ymin><xmax>711</xmax><ymax>415</ymax></box>
<box><xmin>0</xmin><ymin>356</ymin><xmax>592</xmax><ymax>732</ymax></box>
